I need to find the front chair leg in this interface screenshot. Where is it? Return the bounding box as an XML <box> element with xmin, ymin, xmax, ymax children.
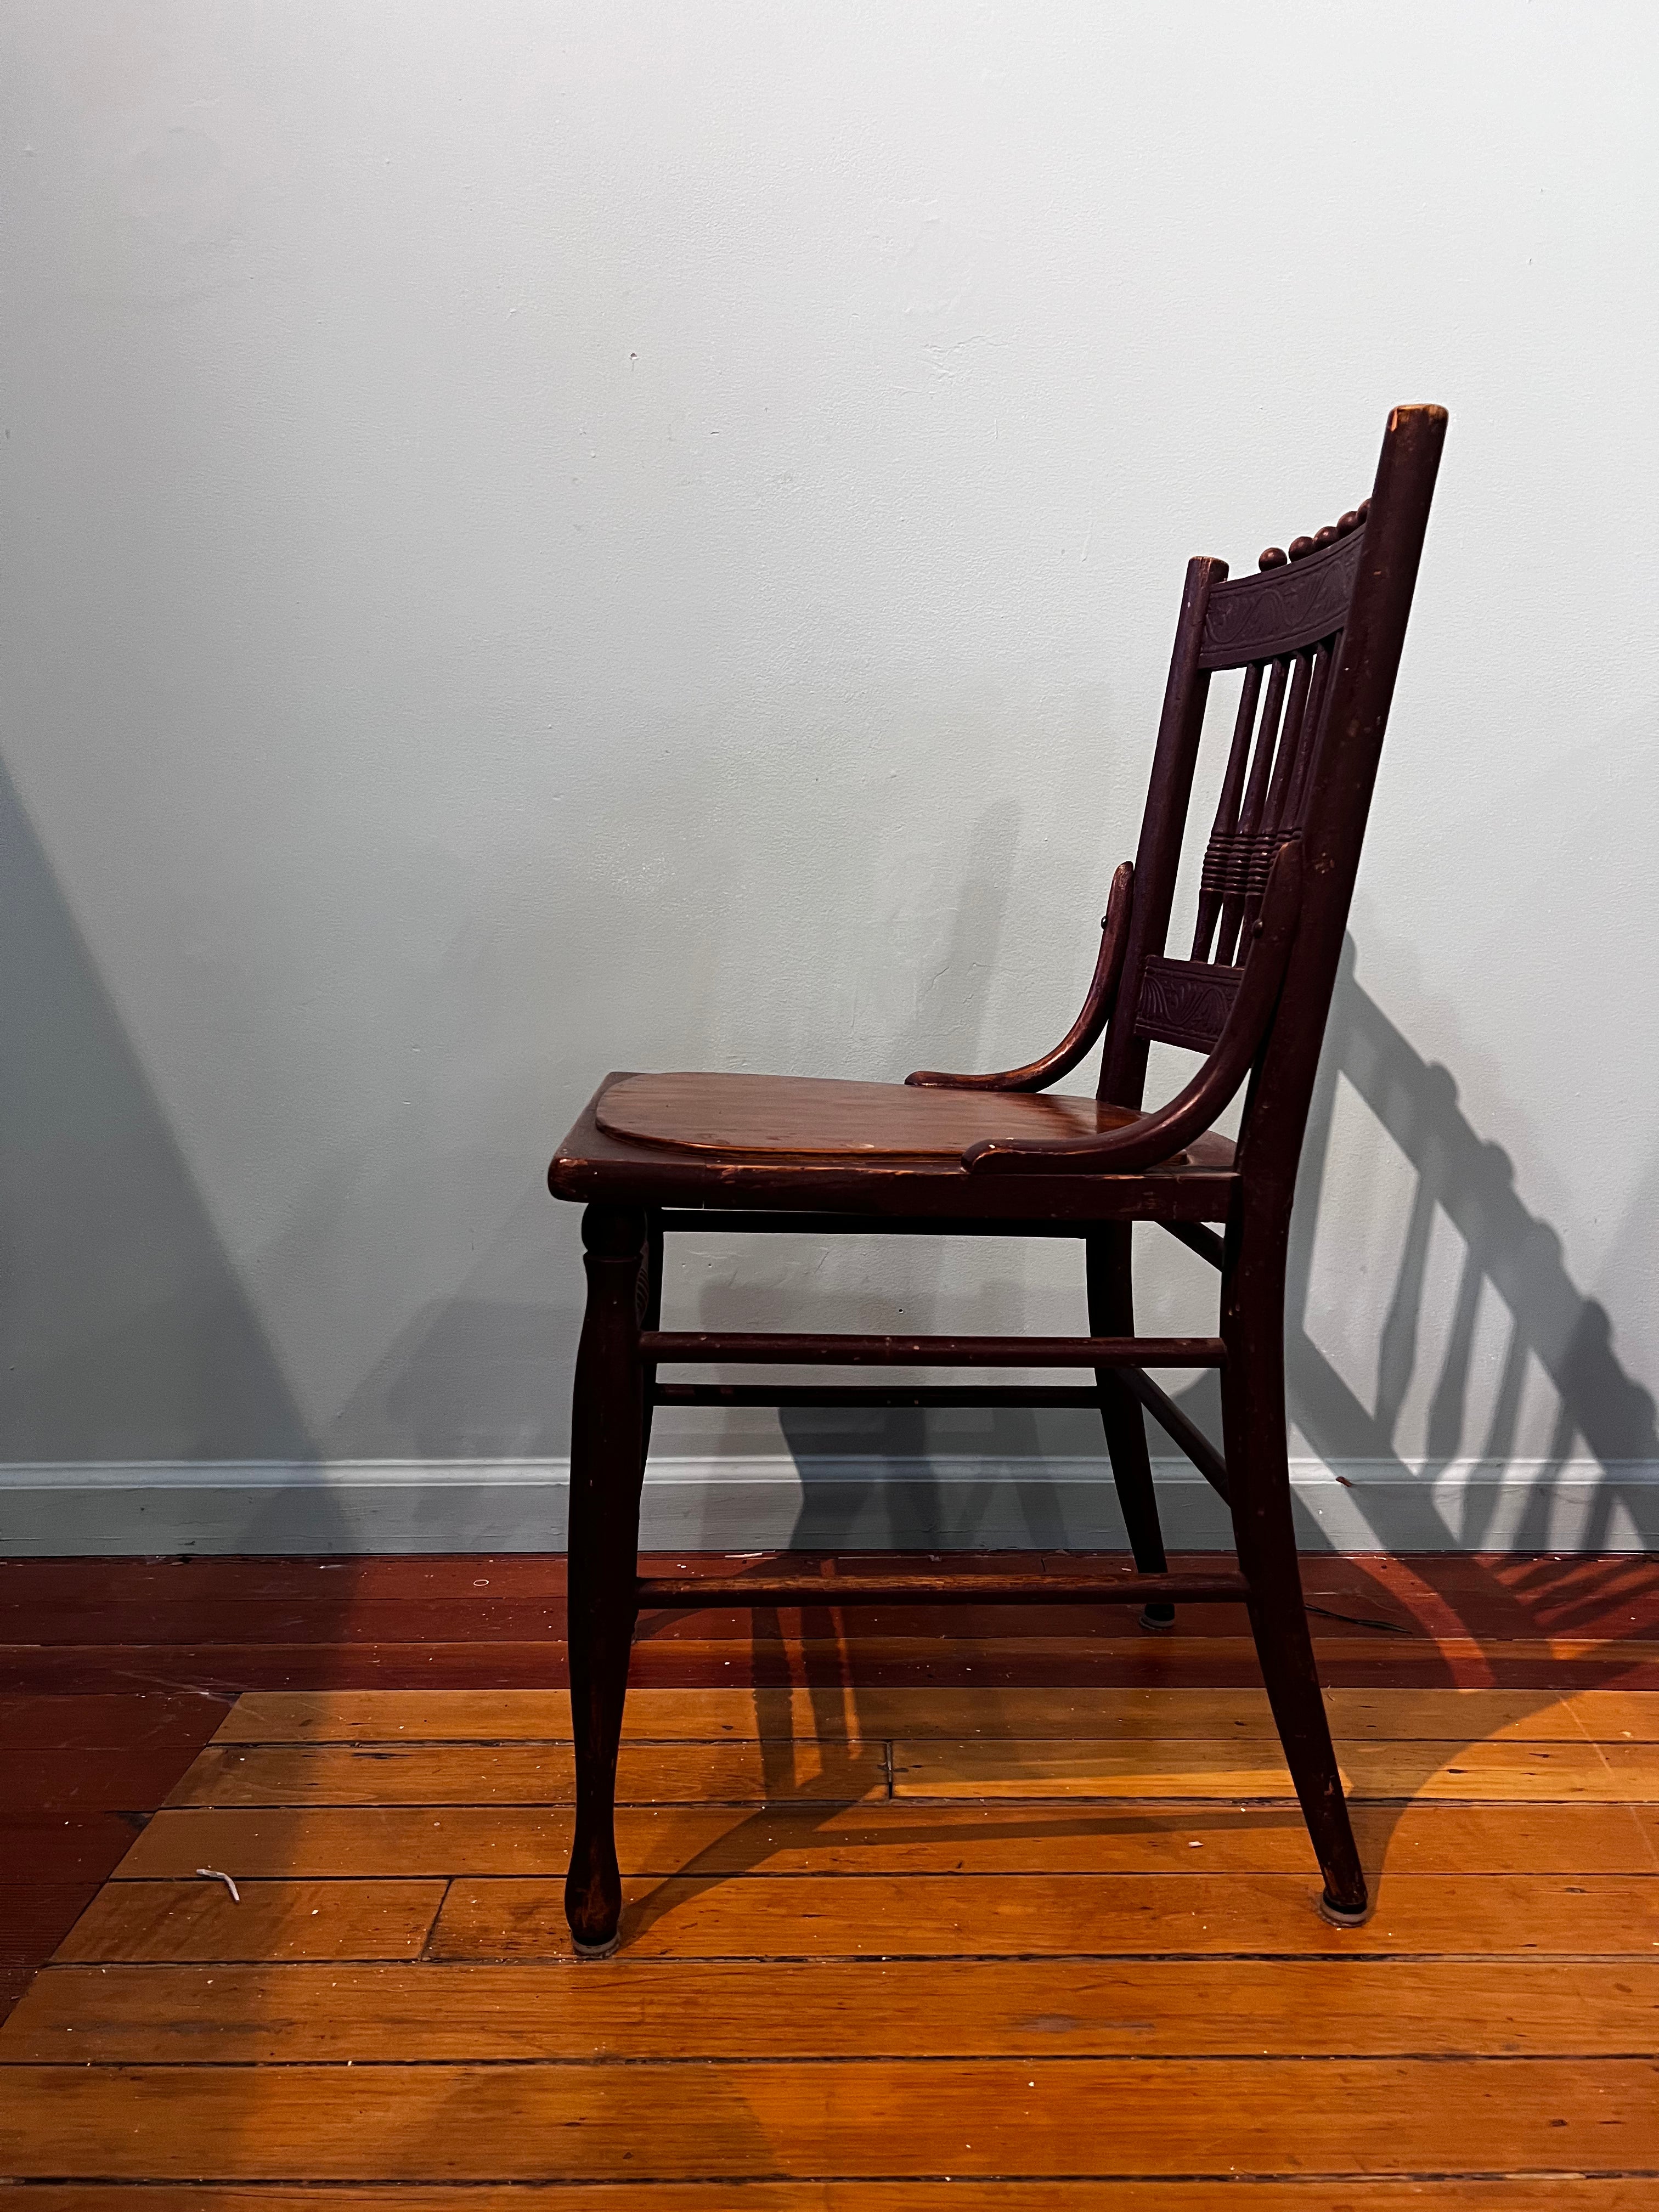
<box><xmin>637</xmin><ymin>1209</ymin><xmax>663</xmax><ymax>1468</ymax></box>
<box><xmin>565</xmin><ymin>1203</ymin><xmax>648</xmax><ymax>1956</ymax></box>
<box><xmin>1222</xmin><ymin>1232</ymin><xmax>1368</xmax><ymax>1925</ymax></box>
<box><xmin>1086</xmin><ymin>1227</ymin><xmax>1173</xmax><ymax>1630</ymax></box>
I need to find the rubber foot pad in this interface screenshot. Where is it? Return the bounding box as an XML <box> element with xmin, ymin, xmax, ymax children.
<box><xmin>1318</xmin><ymin>1892</ymin><xmax>1372</xmax><ymax>1928</ymax></box>
<box><xmin>570</xmin><ymin>1929</ymin><xmax>622</xmax><ymax>1959</ymax></box>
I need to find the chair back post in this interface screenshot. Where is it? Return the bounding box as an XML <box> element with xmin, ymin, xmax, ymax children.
<box><xmin>1098</xmin><ymin>552</ymin><xmax>1228</xmax><ymax>1109</ymax></box>
<box><xmin>1233</xmin><ymin>403</ymin><xmax>1448</xmax><ymax>1209</ymax></box>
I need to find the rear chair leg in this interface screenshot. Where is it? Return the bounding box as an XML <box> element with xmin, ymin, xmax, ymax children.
<box><xmin>1222</xmin><ymin>1239</ymin><xmax>1368</xmax><ymax>1923</ymax></box>
<box><xmin>565</xmin><ymin>1203</ymin><xmax>648</xmax><ymax>1956</ymax></box>
<box><xmin>1086</xmin><ymin>1227</ymin><xmax>1173</xmax><ymax>1630</ymax></box>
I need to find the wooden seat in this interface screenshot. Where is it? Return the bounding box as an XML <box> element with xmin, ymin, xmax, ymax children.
<box><xmin>548</xmin><ymin>404</ymin><xmax>1448</xmax><ymax>1957</ymax></box>
<box><xmin>596</xmin><ymin>1071</ymin><xmax>1152</xmax><ymax>1158</ymax></box>
<box><xmin>556</xmin><ymin>1072</ymin><xmax>1234</xmax><ymax>1222</ymax></box>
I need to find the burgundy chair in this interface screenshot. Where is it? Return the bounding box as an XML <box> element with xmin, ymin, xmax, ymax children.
<box><xmin>549</xmin><ymin>403</ymin><xmax>1448</xmax><ymax>1953</ymax></box>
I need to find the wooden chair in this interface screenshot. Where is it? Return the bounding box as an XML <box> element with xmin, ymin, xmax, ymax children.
<box><xmin>549</xmin><ymin>403</ymin><xmax>1448</xmax><ymax>1954</ymax></box>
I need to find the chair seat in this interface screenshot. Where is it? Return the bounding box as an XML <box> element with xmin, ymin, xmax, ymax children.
<box><xmin>552</xmin><ymin>1071</ymin><xmax>1237</xmax><ymax>1221</ymax></box>
<box><xmin>596</xmin><ymin>1071</ymin><xmax>1152</xmax><ymax>1159</ymax></box>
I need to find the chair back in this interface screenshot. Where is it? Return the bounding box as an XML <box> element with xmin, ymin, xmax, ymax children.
<box><xmin>1099</xmin><ymin>404</ymin><xmax>1447</xmax><ymax>1196</ymax></box>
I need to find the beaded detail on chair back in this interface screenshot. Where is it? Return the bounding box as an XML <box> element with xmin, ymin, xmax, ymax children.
<box><xmin>1131</xmin><ymin>504</ymin><xmax>1370</xmax><ymax>1059</ymax></box>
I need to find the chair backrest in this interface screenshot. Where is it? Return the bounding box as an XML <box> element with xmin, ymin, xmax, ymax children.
<box><xmin>1098</xmin><ymin>404</ymin><xmax>1447</xmax><ymax>1196</ymax></box>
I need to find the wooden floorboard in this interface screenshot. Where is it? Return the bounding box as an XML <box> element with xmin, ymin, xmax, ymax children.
<box><xmin>889</xmin><ymin>1735</ymin><xmax>1659</xmax><ymax>1799</ymax></box>
<box><xmin>0</xmin><ymin>1815</ymin><xmax>154</xmax><ymax>1886</ymax></box>
<box><xmin>2</xmin><ymin>1549</ymin><xmax>1654</xmax><ymax>1632</ymax></box>
<box><xmin>52</xmin><ymin>1880</ymin><xmax>447</xmax><ymax>1965</ymax></box>
<box><xmin>159</xmin><ymin>1725</ymin><xmax>1659</xmax><ymax>1812</ymax></box>
<box><xmin>7</xmin><ymin>2189</ymin><xmax>1659</xmax><ymax>2212</ymax></box>
<box><xmin>109</xmin><ymin>1797</ymin><xmax>1659</xmax><ymax>1878</ymax></box>
<box><xmin>429</xmin><ymin>1870</ymin><xmax>1659</xmax><ymax>1959</ymax></box>
<box><xmin>167</xmin><ymin>1740</ymin><xmax>891</xmax><ymax>1807</ymax></box>
<box><xmin>13</xmin><ymin>1634</ymin><xmax>1659</xmax><ymax>1694</ymax></box>
<box><xmin>0</xmin><ymin>1885</ymin><xmax>104</xmax><ymax>1970</ymax></box>
<box><xmin>12</xmin><ymin>1955</ymin><xmax>1659</xmax><ymax>2062</ymax></box>
<box><xmin>9</xmin><ymin>1748</ymin><xmax>227</xmax><ymax>1816</ymax></box>
<box><xmin>7</xmin><ymin>2187</ymin><xmax>1659</xmax><ymax>2212</ymax></box>
<box><xmin>211</xmin><ymin>1684</ymin><xmax>1659</xmax><ymax>1741</ymax></box>
<box><xmin>6</xmin><ymin>2056</ymin><xmax>1659</xmax><ymax>2180</ymax></box>
<box><xmin>0</xmin><ymin>1692</ymin><xmax>232</xmax><ymax>1750</ymax></box>
<box><xmin>6</xmin><ymin>1551</ymin><xmax>1659</xmax><ymax>2192</ymax></box>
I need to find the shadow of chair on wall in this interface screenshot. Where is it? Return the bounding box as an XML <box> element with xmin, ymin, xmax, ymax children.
<box><xmin>1286</xmin><ymin>932</ymin><xmax>1658</xmax><ymax>1581</ymax></box>
<box><xmin>625</xmin><ymin>933</ymin><xmax>1659</xmax><ymax>1942</ymax></box>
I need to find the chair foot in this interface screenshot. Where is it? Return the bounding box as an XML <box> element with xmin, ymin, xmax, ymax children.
<box><xmin>571</xmin><ymin>1926</ymin><xmax>623</xmax><ymax>1959</ymax></box>
<box><xmin>1139</xmin><ymin>1602</ymin><xmax>1176</xmax><ymax>1632</ymax></box>
<box><xmin>565</xmin><ymin>1837</ymin><xmax>623</xmax><ymax>1955</ymax></box>
<box><xmin>1318</xmin><ymin>1887</ymin><xmax>1372</xmax><ymax>1929</ymax></box>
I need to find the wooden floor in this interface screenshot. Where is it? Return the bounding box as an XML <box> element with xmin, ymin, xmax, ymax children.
<box><xmin>4</xmin><ymin>1551</ymin><xmax>1659</xmax><ymax>2204</ymax></box>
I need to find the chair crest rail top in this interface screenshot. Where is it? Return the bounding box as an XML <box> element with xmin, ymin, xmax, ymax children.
<box><xmin>547</xmin><ymin>404</ymin><xmax>1448</xmax><ymax>1955</ymax></box>
<box><xmin>1198</xmin><ymin>517</ymin><xmax>1368</xmax><ymax>669</ymax></box>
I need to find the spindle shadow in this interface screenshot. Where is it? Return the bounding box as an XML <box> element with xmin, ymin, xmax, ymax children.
<box><xmin>1284</xmin><ymin>934</ymin><xmax>1659</xmax><ymax>1561</ymax></box>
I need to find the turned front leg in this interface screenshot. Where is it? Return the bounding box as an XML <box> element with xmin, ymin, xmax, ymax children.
<box><xmin>565</xmin><ymin>1203</ymin><xmax>648</xmax><ymax>1955</ymax></box>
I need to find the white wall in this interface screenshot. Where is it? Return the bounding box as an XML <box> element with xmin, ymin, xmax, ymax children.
<box><xmin>3</xmin><ymin>2</ymin><xmax>1657</xmax><ymax>1547</ymax></box>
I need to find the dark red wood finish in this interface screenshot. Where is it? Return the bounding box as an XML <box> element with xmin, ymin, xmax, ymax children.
<box><xmin>548</xmin><ymin>406</ymin><xmax>1449</xmax><ymax>1948</ymax></box>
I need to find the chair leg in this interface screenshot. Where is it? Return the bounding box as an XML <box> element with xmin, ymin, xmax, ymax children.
<box><xmin>565</xmin><ymin>1203</ymin><xmax>648</xmax><ymax>1957</ymax></box>
<box><xmin>1086</xmin><ymin>1227</ymin><xmax>1173</xmax><ymax>1630</ymax></box>
<box><xmin>1222</xmin><ymin>1226</ymin><xmax>1368</xmax><ymax>1924</ymax></box>
<box><xmin>638</xmin><ymin>1209</ymin><xmax>663</xmax><ymax>1469</ymax></box>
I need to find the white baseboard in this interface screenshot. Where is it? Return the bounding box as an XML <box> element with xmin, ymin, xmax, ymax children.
<box><xmin>2</xmin><ymin>1455</ymin><xmax>1656</xmax><ymax>1555</ymax></box>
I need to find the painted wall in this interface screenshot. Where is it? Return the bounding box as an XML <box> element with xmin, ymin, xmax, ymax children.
<box><xmin>3</xmin><ymin>2</ymin><xmax>1657</xmax><ymax>1546</ymax></box>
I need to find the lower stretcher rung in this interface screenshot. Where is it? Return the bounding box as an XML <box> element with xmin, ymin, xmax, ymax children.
<box><xmin>641</xmin><ymin>1330</ymin><xmax>1225</xmax><ymax>1368</ymax></box>
<box><xmin>635</xmin><ymin>1569</ymin><xmax>1248</xmax><ymax>1607</ymax></box>
<box><xmin>652</xmin><ymin>1383</ymin><xmax>1105</xmax><ymax>1408</ymax></box>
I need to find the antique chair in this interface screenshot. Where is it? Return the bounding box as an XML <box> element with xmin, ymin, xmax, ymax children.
<box><xmin>549</xmin><ymin>402</ymin><xmax>1447</xmax><ymax>1954</ymax></box>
